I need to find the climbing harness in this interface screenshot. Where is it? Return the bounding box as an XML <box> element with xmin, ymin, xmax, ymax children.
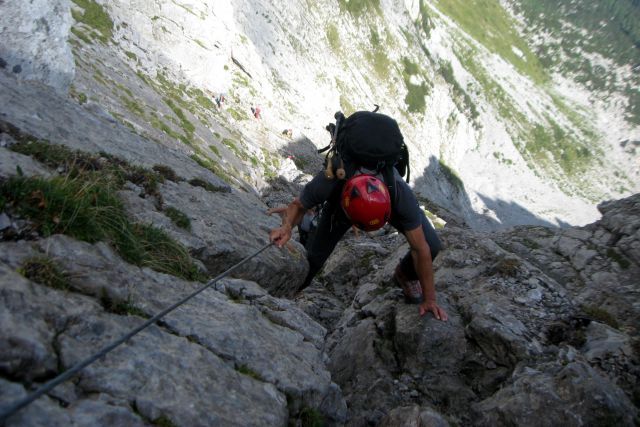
<box><xmin>0</xmin><ymin>242</ymin><xmax>274</xmax><ymax>422</ymax></box>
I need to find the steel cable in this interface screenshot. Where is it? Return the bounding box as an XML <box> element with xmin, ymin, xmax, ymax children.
<box><xmin>0</xmin><ymin>242</ymin><xmax>274</xmax><ymax>422</ymax></box>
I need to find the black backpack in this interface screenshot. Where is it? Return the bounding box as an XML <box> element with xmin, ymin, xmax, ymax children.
<box><xmin>319</xmin><ymin>109</ymin><xmax>410</xmax><ymax>202</ymax></box>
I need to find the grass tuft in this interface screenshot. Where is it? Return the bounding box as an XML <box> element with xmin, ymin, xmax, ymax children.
<box><xmin>1</xmin><ymin>174</ymin><xmax>204</xmax><ymax>282</ymax></box>
<box><xmin>164</xmin><ymin>206</ymin><xmax>191</xmax><ymax>230</ymax></box>
<box><xmin>493</xmin><ymin>257</ymin><xmax>520</xmax><ymax>277</ymax></box>
<box><xmin>19</xmin><ymin>257</ymin><xmax>70</xmax><ymax>290</ymax></box>
<box><xmin>188</xmin><ymin>178</ymin><xmax>229</xmax><ymax>193</ymax></box>
<box><xmin>581</xmin><ymin>305</ymin><xmax>619</xmax><ymax>329</ymax></box>
<box><xmin>152</xmin><ymin>164</ymin><xmax>180</xmax><ymax>182</ymax></box>
<box><xmin>606</xmin><ymin>248</ymin><xmax>631</xmax><ymax>270</ymax></box>
<box><xmin>236</xmin><ymin>364</ymin><xmax>263</xmax><ymax>381</ymax></box>
<box><xmin>70</xmin><ymin>0</ymin><xmax>113</xmax><ymax>44</ymax></box>
<box><xmin>100</xmin><ymin>289</ymin><xmax>148</xmax><ymax>317</ymax></box>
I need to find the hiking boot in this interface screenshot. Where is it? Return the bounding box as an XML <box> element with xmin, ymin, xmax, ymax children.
<box><xmin>393</xmin><ymin>265</ymin><xmax>423</xmax><ymax>304</ymax></box>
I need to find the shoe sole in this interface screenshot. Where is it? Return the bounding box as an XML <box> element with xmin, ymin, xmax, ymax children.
<box><xmin>392</xmin><ymin>275</ymin><xmax>423</xmax><ymax>305</ymax></box>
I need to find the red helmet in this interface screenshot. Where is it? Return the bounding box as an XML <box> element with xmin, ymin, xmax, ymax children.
<box><xmin>341</xmin><ymin>175</ymin><xmax>391</xmax><ymax>231</ymax></box>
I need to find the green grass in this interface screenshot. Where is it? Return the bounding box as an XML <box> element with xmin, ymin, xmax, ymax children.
<box><xmin>19</xmin><ymin>257</ymin><xmax>70</xmax><ymax>290</ymax></box>
<box><xmin>1</xmin><ymin>174</ymin><xmax>203</xmax><ymax>281</ymax></box>
<box><xmin>121</xmin><ymin>96</ymin><xmax>146</xmax><ymax>118</ymax></box>
<box><xmin>606</xmin><ymin>248</ymin><xmax>631</xmax><ymax>269</ymax></box>
<box><xmin>70</xmin><ymin>0</ymin><xmax>113</xmax><ymax>44</ymax></box>
<box><xmin>236</xmin><ymin>364</ymin><xmax>263</xmax><ymax>381</ymax></box>
<box><xmin>581</xmin><ymin>304</ymin><xmax>619</xmax><ymax>329</ymax></box>
<box><xmin>100</xmin><ymin>289</ymin><xmax>148</xmax><ymax>317</ymax></box>
<box><xmin>438</xmin><ymin>158</ymin><xmax>464</xmax><ymax>191</ymax></box>
<box><xmin>513</xmin><ymin>0</ymin><xmax>640</xmax><ymax>124</ymax></box>
<box><xmin>525</xmin><ymin>119</ymin><xmax>593</xmax><ymax>176</ymax></box>
<box><xmin>433</xmin><ymin>0</ymin><xmax>547</xmax><ymax>84</ymax></box>
<box><xmin>290</xmin><ymin>407</ymin><xmax>325</xmax><ymax>427</ymax></box>
<box><xmin>9</xmin><ymin>139</ymin><xmax>164</xmax><ymax>197</ymax></box>
<box><xmin>401</xmin><ymin>57</ymin><xmax>430</xmax><ymax>114</ymax></box>
<box><xmin>438</xmin><ymin>61</ymin><xmax>479</xmax><ymax>125</ymax></box>
<box><xmin>164</xmin><ymin>206</ymin><xmax>191</xmax><ymax>230</ymax></box>
<box><xmin>164</xmin><ymin>98</ymin><xmax>195</xmax><ymax>136</ymax></box>
<box><xmin>337</xmin><ymin>0</ymin><xmax>380</xmax><ymax>17</ymax></box>
<box><xmin>188</xmin><ymin>178</ymin><xmax>229</xmax><ymax>193</ymax></box>
<box><xmin>3</xmin><ymin>139</ymin><xmax>206</xmax><ymax>281</ymax></box>
<box><xmin>454</xmin><ymin>44</ymin><xmax>596</xmax><ymax>187</ymax></box>
<box><xmin>152</xmin><ymin>165</ymin><xmax>180</xmax><ymax>182</ymax></box>
<box><xmin>190</xmin><ymin>154</ymin><xmax>232</xmax><ymax>184</ymax></box>
<box><xmin>208</xmin><ymin>145</ymin><xmax>220</xmax><ymax>157</ymax></box>
<box><xmin>365</xmin><ymin>29</ymin><xmax>391</xmax><ymax>80</ymax></box>
<box><xmin>336</xmin><ymin>79</ymin><xmax>356</xmax><ymax>115</ymax></box>
<box><xmin>418</xmin><ymin>0</ymin><xmax>433</xmax><ymax>37</ymax></box>
<box><xmin>124</xmin><ymin>51</ymin><xmax>138</xmax><ymax>62</ymax></box>
<box><xmin>152</xmin><ymin>415</ymin><xmax>177</xmax><ymax>427</ymax></box>
<box><xmin>222</xmin><ymin>138</ymin><xmax>250</xmax><ymax>162</ymax></box>
<box><xmin>70</xmin><ymin>26</ymin><xmax>93</xmax><ymax>44</ymax></box>
<box><xmin>326</xmin><ymin>24</ymin><xmax>340</xmax><ymax>50</ymax></box>
<box><xmin>193</xmin><ymin>39</ymin><xmax>207</xmax><ymax>49</ymax></box>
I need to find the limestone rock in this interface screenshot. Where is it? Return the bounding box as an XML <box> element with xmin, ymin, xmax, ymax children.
<box><xmin>0</xmin><ymin>236</ymin><xmax>345</xmax><ymax>424</ymax></box>
<box><xmin>0</xmin><ymin>0</ymin><xmax>75</xmax><ymax>93</ymax></box>
<box><xmin>474</xmin><ymin>360</ymin><xmax>638</xmax><ymax>427</ymax></box>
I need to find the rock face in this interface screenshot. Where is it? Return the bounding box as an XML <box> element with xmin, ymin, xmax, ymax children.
<box><xmin>0</xmin><ymin>236</ymin><xmax>345</xmax><ymax>426</ymax></box>
<box><xmin>293</xmin><ymin>195</ymin><xmax>640</xmax><ymax>426</ymax></box>
<box><xmin>0</xmin><ymin>0</ymin><xmax>75</xmax><ymax>93</ymax></box>
<box><xmin>1</xmin><ymin>1</ymin><xmax>639</xmax><ymax>425</ymax></box>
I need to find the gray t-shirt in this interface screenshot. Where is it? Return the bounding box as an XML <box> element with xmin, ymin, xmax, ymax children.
<box><xmin>299</xmin><ymin>169</ymin><xmax>422</xmax><ymax>232</ymax></box>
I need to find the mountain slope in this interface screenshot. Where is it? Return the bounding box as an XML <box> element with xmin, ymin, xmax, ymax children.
<box><xmin>43</xmin><ymin>0</ymin><xmax>635</xmax><ymax>230</ymax></box>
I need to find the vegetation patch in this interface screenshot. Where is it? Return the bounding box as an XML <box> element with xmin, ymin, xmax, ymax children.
<box><xmin>1</xmin><ymin>174</ymin><xmax>203</xmax><ymax>281</ymax></box>
<box><xmin>337</xmin><ymin>0</ymin><xmax>381</xmax><ymax>17</ymax></box>
<box><xmin>100</xmin><ymin>289</ymin><xmax>148</xmax><ymax>317</ymax></box>
<box><xmin>418</xmin><ymin>0</ymin><xmax>433</xmax><ymax>37</ymax></box>
<box><xmin>163</xmin><ymin>206</ymin><xmax>191</xmax><ymax>230</ymax></box>
<box><xmin>152</xmin><ymin>165</ymin><xmax>180</xmax><ymax>182</ymax></box>
<box><xmin>581</xmin><ymin>304</ymin><xmax>619</xmax><ymax>329</ymax></box>
<box><xmin>70</xmin><ymin>26</ymin><xmax>93</xmax><ymax>44</ymax></box>
<box><xmin>326</xmin><ymin>24</ymin><xmax>341</xmax><ymax>50</ymax></box>
<box><xmin>438</xmin><ymin>158</ymin><xmax>464</xmax><ymax>191</ymax></box>
<box><xmin>365</xmin><ymin>29</ymin><xmax>391</xmax><ymax>80</ymax></box>
<box><xmin>1</xmin><ymin>136</ymin><xmax>206</xmax><ymax>281</ymax></box>
<box><xmin>402</xmin><ymin>57</ymin><xmax>430</xmax><ymax>114</ymax></box>
<box><xmin>188</xmin><ymin>178</ymin><xmax>228</xmax><ymax>193</ymax></box>
<box><xmin>8</xmin><ymin>139</ymin><xmax>162</xmax><ymax>197</ymax></box>
<box><xmin>493</xmin><ymin>151</ymin><xmax>513</xmax><ymax>166</ymax></box>
<box><xmin>493</xmin><ymin>257</ymin><xmax>521</xmax><ymax>277</ymax></box>
<box><xmin>606</xmin><ymin>248</ymin><xmax>631</xmax><ymax>269</ymax></box>
<box><xmin>190</xmin><ymin>154</ymin><xmax>232</xmax><ymax>184</ymax></box>
<box><xmin>121</xmin><ymin>95</ymin><xmax>146</xmax><ymax>118</ymax></box>
<box><xmin>163</xmin><ymin>98</ymin><xmax>195</xmax><ymax>136</ymax></box>
<box><xmin>70</xmin><ymin>0</ymin><xmax>113</xmax><ymax>44</ymax></box>
<box><xmin>289</xmin><ymin>407</ymin><xmax>325</xmax><ymax>427</ymax></box>
<box><xmin>152</xmin><ymin>415</ymin><xmax>178</xmax><ymax>427</ymax></box>
<box><xmin>454</xmin><ymin>44</ymin><xmax>598</xmax><ymax>194</ymax></box>
<box><xmin>525</xmin><ymin>119</ymin><xmax>592</xmax><ymax>177</ymax></box>
<box><xmin>513</xmin><ymin>0</ymin><xmax>640</xmax><ymax>124</ymax></box>
<box><xmin>433</xmin><ymin>0</ymin><xmax>547</xmax><ymax>84</ymax></box>
<box><xmin>236</xmin><ymin>364</ymin><xmax>263</xmax><ymax>381</ymax></box>
<box><xmin>18</xmin><ymin>257</ymin><xmax>70</xmax><ymax>290</ymax></box>
<box><xmin>438</xmin><ymin>61</ymin><xmax>479</xmax><ymax>126</ymax></box>
<box><xmin>208</xmin><ymin>145</ymin><xmax>220</xmax><ymax>157</ymax></box>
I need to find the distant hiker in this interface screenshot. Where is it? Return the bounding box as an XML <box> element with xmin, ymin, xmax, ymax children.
<box><xmin>270</xmin><ymin>111</ymin><xmax>447</xmax><ymax>320</ymax></box>
<box><xmin>282</xmin><ymin>128</ymin><xmax>293</xmax><ymax>138</ymax></box>
<box><xmin>215</xmin><ymin>93</ymin><xmax>226</xmax><ymax>108</ymax></box>
<box><xmin>252</xmin><ymin>105</ymin><xmax>261</xmax><ymax>119</ymax></box>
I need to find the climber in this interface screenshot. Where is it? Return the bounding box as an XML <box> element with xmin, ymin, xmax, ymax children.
<box><xmin>269</xmin><ymin>112</ymin><xmax>447</xmax><ymax>321</ymax></box>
